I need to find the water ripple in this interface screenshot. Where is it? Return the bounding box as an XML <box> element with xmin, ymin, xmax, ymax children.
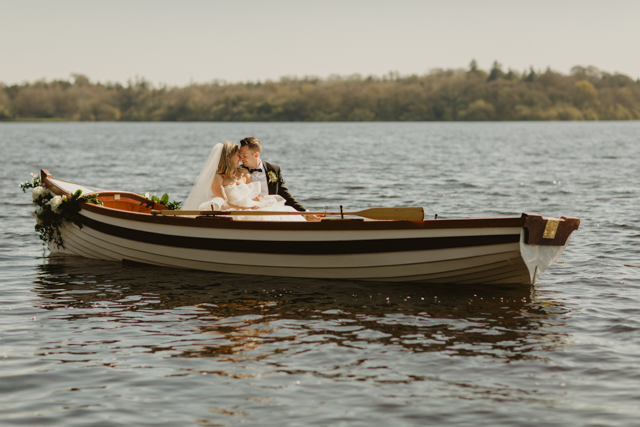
<box><xmin>1</xmin><ymin>122</ymin><xmax>640</xmax><ymax>426</ymax></box>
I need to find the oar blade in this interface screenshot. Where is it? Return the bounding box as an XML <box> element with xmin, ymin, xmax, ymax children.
<box><xmin>356</xmin><ymin>207</ymin><xmax>424</xmax><ymax>221</ymax></box>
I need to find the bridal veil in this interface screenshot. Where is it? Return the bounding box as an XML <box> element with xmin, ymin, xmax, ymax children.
<box><xmin>183</xmin><ymin>143</ymin><xmax>225</xmax><ymax>210</ymax></box>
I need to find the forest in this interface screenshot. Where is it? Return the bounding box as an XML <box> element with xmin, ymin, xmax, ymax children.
<box><xmin>1</xmin><ymin>62</ymin><xmax>639</xmax><ymax>121</ymax></box>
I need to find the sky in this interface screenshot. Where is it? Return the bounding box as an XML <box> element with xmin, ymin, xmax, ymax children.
<box><xmin>2</xmin><ymin>0</ymin><xmax>639</xmax><ymax>86</ymax></box>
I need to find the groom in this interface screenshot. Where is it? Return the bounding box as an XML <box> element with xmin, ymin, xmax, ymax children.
<box><xmin>239</xmin><ymin>137</ymin><xmax>306</xmax><ymax>212</ymax></box>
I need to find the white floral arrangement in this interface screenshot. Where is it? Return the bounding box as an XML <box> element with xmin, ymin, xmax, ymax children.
<box><xmin>20</xmin><ymin>173</ymin><xmax>102</xmax><ymax>248</ymax></box>
<box><xmin>31</xmin><ymin>185</ymin><xmax>50</xmax><ymax>201</ymax></box>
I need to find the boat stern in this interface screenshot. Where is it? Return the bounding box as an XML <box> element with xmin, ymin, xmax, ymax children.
<box><xmin>520</xmin><ymin>213</ymin><xmax>581</xmax><ymax>284</ymax></box>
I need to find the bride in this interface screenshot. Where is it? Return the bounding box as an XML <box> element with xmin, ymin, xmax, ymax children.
<box><xmin>183</xmin><ymin>141</ymin><xmax>306</xmax><ymax>221</ymax></box>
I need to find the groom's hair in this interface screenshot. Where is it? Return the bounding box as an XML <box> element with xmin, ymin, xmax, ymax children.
<box><xmin>240</xmin><ymin>137</ymin><xmax>262</xmax><ymax>153</ymax></box>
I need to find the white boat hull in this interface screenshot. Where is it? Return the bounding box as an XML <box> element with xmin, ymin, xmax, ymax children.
<box><xmin>43</xmin><ymin>171</ymin><xmax>579</xmax><ymax>285</ymax></box>
<box><xmin>51</xmin><ymin>209</ymin><xmax>573</xmax><ymax>285</ymax></box>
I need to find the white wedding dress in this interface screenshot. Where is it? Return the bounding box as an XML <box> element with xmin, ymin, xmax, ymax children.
<box><xmin>198</xmin><ymin>182</ymin><xmax>306</xmax><ymax>221</ymax></box>
<box><xmin>184</xmin><ymin>142</ymin><xmax>306</xmax><ymax>221</ymax></box>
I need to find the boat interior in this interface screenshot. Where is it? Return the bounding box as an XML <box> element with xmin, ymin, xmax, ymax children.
<box><xmin>42</xmin><ymin>170</ymin><xmax>168</xmax><ymax>214</ymax></box>
<box><xmin>95</xmin><ymin>192</ymin><xmax>167</xmax><ymax>214</ymax></box>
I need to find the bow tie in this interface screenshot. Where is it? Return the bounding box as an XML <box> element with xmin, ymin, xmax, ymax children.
<box><xmin>247</xmin><ymin>167</ymin><xmax>263</xmax><ymax>173</ymax></box>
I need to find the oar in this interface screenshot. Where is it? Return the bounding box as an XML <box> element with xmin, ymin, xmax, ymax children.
<box><xmin>152</xmin><ymin>207</ymin><xmax>424</xmax><ymax>221</ymax></box>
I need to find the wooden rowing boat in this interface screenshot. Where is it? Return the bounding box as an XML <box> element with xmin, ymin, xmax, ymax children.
<box><xmin>40</xmin><ymin>169</ymin><xmax>580</xmax><ymax>285</ymax></box>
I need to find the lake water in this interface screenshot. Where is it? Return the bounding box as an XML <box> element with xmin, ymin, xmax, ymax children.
<box><xmin>1</xmin><ymin>122</ymin><xmax>639</xmax><ymax>426</ymax></box>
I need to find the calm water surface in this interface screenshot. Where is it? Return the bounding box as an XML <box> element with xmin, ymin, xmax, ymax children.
<box><xmin>1</xmin><ymin>122</ymin><xmax>639</xmax><ymax>426</ymax></box>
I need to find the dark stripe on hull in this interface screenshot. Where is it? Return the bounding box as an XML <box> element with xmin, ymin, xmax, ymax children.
<box><xmin>80</xmin><ymin>214</ymin><xmax>521</xmax><ymax>255</ymax></box>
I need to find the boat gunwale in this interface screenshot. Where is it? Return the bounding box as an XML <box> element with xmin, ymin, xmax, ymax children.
<box><xmin>78</xmin><ymin>199</ymin><xmax>529</xmax><ymax>231</ymax></box>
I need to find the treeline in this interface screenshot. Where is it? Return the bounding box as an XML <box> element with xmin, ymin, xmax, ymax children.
<box><xmin>2</xmin><ymin>62</ymin><xmax>640</xmax><ymax>121</ymax></box>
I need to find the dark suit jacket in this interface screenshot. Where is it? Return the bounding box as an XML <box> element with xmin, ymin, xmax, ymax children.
<box><xmin>242</xmin><ymin>161</ymin><xmax>306</xmax><ymax>212</ymax></box>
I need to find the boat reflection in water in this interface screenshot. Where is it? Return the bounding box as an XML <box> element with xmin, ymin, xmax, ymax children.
<box><xmin>33</xmin><ymin>255</ymin><xmax>568</xmax><ymax>368</ymax></box>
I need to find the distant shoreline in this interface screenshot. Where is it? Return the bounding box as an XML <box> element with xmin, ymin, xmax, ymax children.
<box><xmin>3</xmin><ymin>119</ymin><xmax>639</xmax><ymax>123</ymax></box>
<box><xmin>2</xmin><ymin>64</ymin><xmax>639</xmax><ymax>122</ymax></box>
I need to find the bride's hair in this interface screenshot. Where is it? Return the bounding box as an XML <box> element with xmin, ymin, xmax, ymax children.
<box><xmin>217</xmin><ymin>141</ymin><xmax>240</xmax><ymax>177</ymax></box>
